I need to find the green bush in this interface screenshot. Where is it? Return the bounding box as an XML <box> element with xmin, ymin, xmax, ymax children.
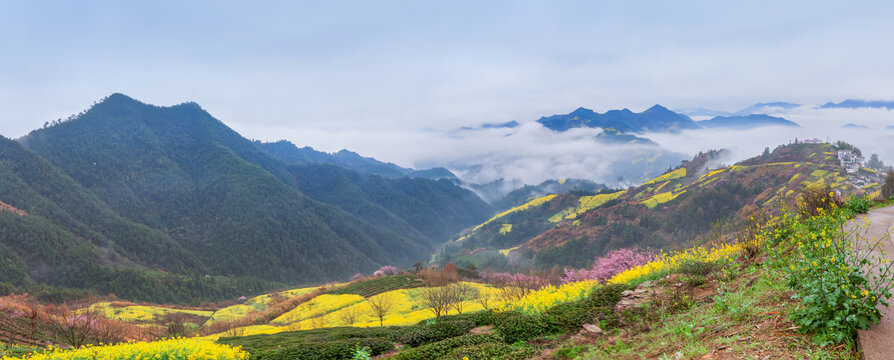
<box><xmin>219</xmin><ymin>326</ymin><xmax>404</xmax><ymax>354</ymax></box>
<box><xmin>435</xmin><ymin>342</ymin><xmax>539</xmax><ymax>360</ymax></box>
<box><xmin>845</xmin><ymin>196</ymin><xmax>872</xmax><ymax>215</ymax></box>
<box><xmin>494</xmin><ymin>313</ymin><xmax>549</xmax><ymax>343</ymax></box>
<box><xmin>776</xmin><ymin>201</ymin><xmax>894</xmax><ymax>345</ymax></box>
<box><xmin>390</xmin><ymin>334</ymin><xmax>504</xmax><ymax>360</ymax></box>
<box><xmin>256</xmin><ymin>338</ymin><xmax>392</xmax><ymax>360</ymax></box>
<box><xmin>421</xmin><ymin>309</ymin><xmax>497</xmax><ymax>327</ymax></box>
<box><xmin>399</xmin><ymin>320</ymin><xmax>476</xmax><ymax>347</ymax></box>
<box><xmin>586</xmin><ymin>283</ymin><xmax>632</xmax><ymax>308</ymax></box>
<box><xmin>676</xmin><ymin>258</ymin><xmax>721</xmax><ymax>276</ymax></box>
<box><xmin>542</xmin><ymin>301</ymin><xmax>595</xmax><ymax>331</ymax></box>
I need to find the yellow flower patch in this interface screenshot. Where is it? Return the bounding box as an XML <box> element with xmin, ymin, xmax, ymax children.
<box><xmin>0</xmin><ymin>338</ymin><xmax>248</xmax><ymax>360</ymax></box>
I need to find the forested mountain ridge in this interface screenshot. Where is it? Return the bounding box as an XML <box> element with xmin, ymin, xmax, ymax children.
<box><xmin>257</xmin><ymin>140</ymin><xmax>456</xmax><ymax>180</ymax></box>
<box><xmin>0</xmin><ymin>93</ymin><xmax>491</xmax><ymax>302</ymax></box>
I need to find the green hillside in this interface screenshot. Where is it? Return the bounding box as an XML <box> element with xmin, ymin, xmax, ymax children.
<box><xmin>440</xmin><ymin>142</ymin><xmax>886</xmax><ymax>270</ymax></box>
<box><xmin>0</xmin><ymin>94</ymin><xmax>491</xmax><ymax>302</ymax></box>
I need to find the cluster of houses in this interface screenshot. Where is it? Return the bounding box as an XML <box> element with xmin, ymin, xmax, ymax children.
<box><xmin>837</xmin><ymin>150</ymin><xmax>865</xmax><ymax>174</ymax></box>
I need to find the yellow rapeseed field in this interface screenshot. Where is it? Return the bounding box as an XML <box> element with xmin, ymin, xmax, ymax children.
<box><xmin>0</xmin><ymin>338</ymin><xmax>247</xmax><ymax>360</ymax></box>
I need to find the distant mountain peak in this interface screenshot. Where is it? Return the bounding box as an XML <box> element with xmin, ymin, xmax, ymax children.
<box><xmin>538</xmin><ymin>105</ymin><xmax>698</xmax><ymax>133</ymax></box>
<box><xmin>570</xmin><ymin>107</ymin><xmax>595</xmax><ymax>116</ymax></box>
<box><xmin>821</xmin><ymin>99</ymin><xmax>894</xmax><ymax>110</ymax></box>
<box><xmin>697</xmin><ymin>114</ymin><xmax>799</xmax><ymax>129</ymax></box>
<box><xmin>645</xmin><ymin>104</ymin><xmax>671</xmax><ymax>112</ymax></box>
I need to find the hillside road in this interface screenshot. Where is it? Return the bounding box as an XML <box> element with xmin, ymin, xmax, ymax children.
<box><xmin>855</xmin><ymin>205</ymin><xmax>894</xmax><ymax>359</ymax></box>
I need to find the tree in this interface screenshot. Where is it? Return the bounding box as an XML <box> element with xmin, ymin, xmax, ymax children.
<box><xmin>339</xmin><ymin>306</ymin><xmax>359</xmax><ymax>325</ymax></box>
<box><xmin>473</xmin><ymin>287</ymin><xmax>494</xmax><ymax>310</ymax></box>
<box><xmin>419</xmin><ymin>286</ymin><xmax>451</xmax><ymax>318</ymax></box>
<box><xmin>868</xmin><ymin>154</ymin><xmax>885</xmax><ymax>169</ymax></box>
<box><xmin>162</xmin><ymin>312</ymin><xmax>189</xmax><ymax>338</ymax></box>
<box><xmin>882</xmin><ymin>171</ymin><xmax>894</xmax><ymax>200</ymax></box>
<box><xmin>447</xmin><ymin>283</ymin><xmax>474</xmax><ymax>315</ymax></box>
<box><xmin>310</xmin><ymin>313</ymin><xmax>327</xmax><ymax>329</ymax></box>
<box><xmin>366</xmin><ymin>295</ymin><xmax>394</xmax><ymax>327</ymax></box>
<box><xmin>412</xmin><ymin>261</ymin><xmax>426</xmax><ymax>272</ymax></box>
<box><xmin>44</xmin><ymin>305</ymin><xmax>101</xmax><ymax>348</ymax></box>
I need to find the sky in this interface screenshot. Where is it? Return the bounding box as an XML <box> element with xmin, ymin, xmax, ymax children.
<box><xmin>2</xmin><ymin>1</ymin><xmax>894</xmax><ymax>185</ymax></box>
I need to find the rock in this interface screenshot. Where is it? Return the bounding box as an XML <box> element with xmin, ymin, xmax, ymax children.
<box><xmin>615</xmin><ymin>281</ymin><xmax>657</xmax><ymax>313</ymax></box>
<box><xmin>582</xmin><ymin>324</ymin><xmax>603</xmax><ymax>335</ymax></box>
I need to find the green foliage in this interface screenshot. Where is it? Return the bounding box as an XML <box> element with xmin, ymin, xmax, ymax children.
<box><xmin>398</xmin><ymin>320</ymin><xmax>476</xmax><ymax>347</ymax></box>
<box><xmin>351</xmin><ymin>345</ymin><xmax>372</xmax><ymax>360</ymax></box>
<box><xmin>494</xmin><ymin>313</ymin><xmax>549</xmax><ymax>344</ymax></box>
<box><xmin>330</xmin><ymin>274</ymin><xmax>424</xmax><ymax>298</ymax></box>
<box><xmin>844</xmin><ymin>196</ymin><xmax>872</xmax><ymax>215</ymax></box>
<box><xmin>252</xmin><ymin>338</ymin><xmax>392</xmax><ymax>360</ymax></box>
<box><xmin>389</xmin><ymin>334</ymin><xmax>504</xmax><ymax>360</ymax></box>
<box><xmin>435</xmin><ymin>342</ymin><xmax>539</xmax><ymax>360</ymax></box>
<box><xmin>424</xmin><ymin>309</ymin><xmax>498</xmax><ymax>327</ymax></box>
<box><xmin>767</xmin><ymin>195</ymin><xmax>894</xmax><ymax>345</ymax></box>
<box><xmin>219</xmin><ymin>326</ymin><xmax>405</xmax><ymax>355</ymax></box>
<box><xmin>1</xmin><ymin>94</ymin><xmax>492</xmax><ymax>302</ymax></box>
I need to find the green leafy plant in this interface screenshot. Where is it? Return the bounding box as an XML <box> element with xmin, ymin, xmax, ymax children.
<box><xmin>775</xmin><ymin>193</ymin><xmax>894</xmax><ymax>344</ymax></box>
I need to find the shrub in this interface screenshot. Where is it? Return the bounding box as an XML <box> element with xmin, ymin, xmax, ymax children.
<box><xmin>676</xmin><ymin>258</ymin><xmax>721</xmax><ymax>277</ymax></box>
<box><xmin>797</xmin><ymin>185</ymin><xmax>844</xmax><ymax>218</ymax></box>
<box><xmin>435</xmin><ymin>342</ymin><xmax>539</xmax><ymax>360</ymax></box>
<box><xmin>542</xmin><ymin>301</ymin><xmax>595</xmax><ymax>331</ymax></box>
<box><xmin>390</xmin><ymin>334</ymin><xmax>504</xmax><ymax>360</ymax></box>
<box><xmin>425</xmin><ymin>309</ymin><xmax>497</xmax><ymax>327</ymax></box>
<box><xmin>773</xmin><ymin>195</ymin><xmax>894</xmax><ymax>344</ymax></box>
<box><xmin>398</xmin><ymin>320</ymin><xmax>476</xmax><ymax>347</ymax></box>
<box><xmin>845</xmin><ymin>196</ymin><xmax>872</xmax><ymax>215</ymax></box>
<box><xmin>494</xmin><ymin>313</ymin><xmax>549</xmax><ymax>343</ymax></box>
<box><xmin>258</xmin><ymin>338</ymin><xmax>392</xmax><ymax>360</ymax></box>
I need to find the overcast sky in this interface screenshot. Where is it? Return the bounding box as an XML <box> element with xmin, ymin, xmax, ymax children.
<box><xmin>2</xmin><ymin>1</ymin><xmax>894</xmax><ymax>176</ymax></box>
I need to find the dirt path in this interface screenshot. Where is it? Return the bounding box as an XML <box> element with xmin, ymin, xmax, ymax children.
<box><xmin>854</xmin><ymin>205</ymin><xmax>894</xmax><ymax>360</ymax></box>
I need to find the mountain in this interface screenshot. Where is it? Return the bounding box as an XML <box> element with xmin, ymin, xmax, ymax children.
<box><xmin>481</xmin><ymin>120</ymin><xmax>520</xmax><ymax>129</ymax></box>
<box><xmin>537</xmin><ymin>105</ymin><xmax>700</xmax><ymax>133</ymax></box>
<box><xmin>676</xmin><ymin>102</ymin><xmax>801</xmax><ymax>118</ymax></box>
<box><xmin>437</xmin><ymin>142</ymin><xmax>882</xmax><ymax>270</ymax></box>
<box><xmin>7</xmin><ymin>93</ymin><xmax>491</xmax><ymax>302</ymax></box>
<box><xmin>821</xmin><ymin>99</ymin><xmax>894</xmax><ymax>110</ymax></box>
<box><xmin>256</xmin><ymin>140</ymin><xmax>456</xmax><ymax>180</ymax></box>
<box><xmin>697</xmin><ymin>114</ymin><xmax>799</xmax><ymax>129</ymax></box>
<box><xmin>594</xmin><ymin>128</ymin><xmax>658</xmax><ymax>145</ymax></box>
<box><xmin>842</xmin><ymin>123</ymin><xmax>873</xmax><ymax>129</ymax></box>
<box><xmin>489</xmin><ymin>179</ymin><xmax>606</xmax><ymax>211</ymax></box>
<box><xmin>734</xmin><ymin>102</ymin><xmax>801</xmax><ymax>115</ymax></box>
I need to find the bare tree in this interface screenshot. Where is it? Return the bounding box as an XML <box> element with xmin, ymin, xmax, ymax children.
<box><xmin>44</xmin><ymin>305</ymin><xmax>101</xmax><ymax>348</ymax></box>
<box><xmin>24</xmin><ymin>305</ymin><xmax>42</xmax><ymax>347</ymax></box>
<box><xmin>447</xmin><ymin>283</ymin><xmax>474</xmax><ymax>315</ymax></box>
<box><xmin>366</xmin><ymin>296</ymin><xmax>394</xmax><ymax>327</ymax></box>
<box><xmin>223</xmin><ymin>321</ymin><xmax>245</xmax><ymax>337</ymax></box>
<box><xmin>418</xmin><ymin>287</ymin><xmax>451</xmax><ymax>318</ymax></box>
<box><xmin>473</xmin><ymin>287</ymin><xmax>493</xmax><ymax>310</ymax></box>
<box><xmin>310</xmin><ymin>313</ymin><xmax>327</xmax><ymax>329</ymax></box>
<box><xmin>162</xmin><ymin>313</ymin><xmax>189</xmax><ymax>338</ymax></box>
<box><xmin>339</xmin><ymin>306</ymin><xmax>359</xmax><ymax>326</ymax></box>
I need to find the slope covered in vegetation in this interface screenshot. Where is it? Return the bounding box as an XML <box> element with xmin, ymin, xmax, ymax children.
<box><xmin>440</xmin><ymin>142</ymin><xmax>887</xmax><ymax>271</ymax></box>
<box><xmin>0</xmin><ymin>94</ymin><xmax>492</xmax><ymax>303</ymax></box>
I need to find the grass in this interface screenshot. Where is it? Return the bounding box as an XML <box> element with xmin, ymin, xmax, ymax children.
<box><xmin>575</xmin><ymin>262</ymin><xmax>857</xmax><ymax>359</ymax></box>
